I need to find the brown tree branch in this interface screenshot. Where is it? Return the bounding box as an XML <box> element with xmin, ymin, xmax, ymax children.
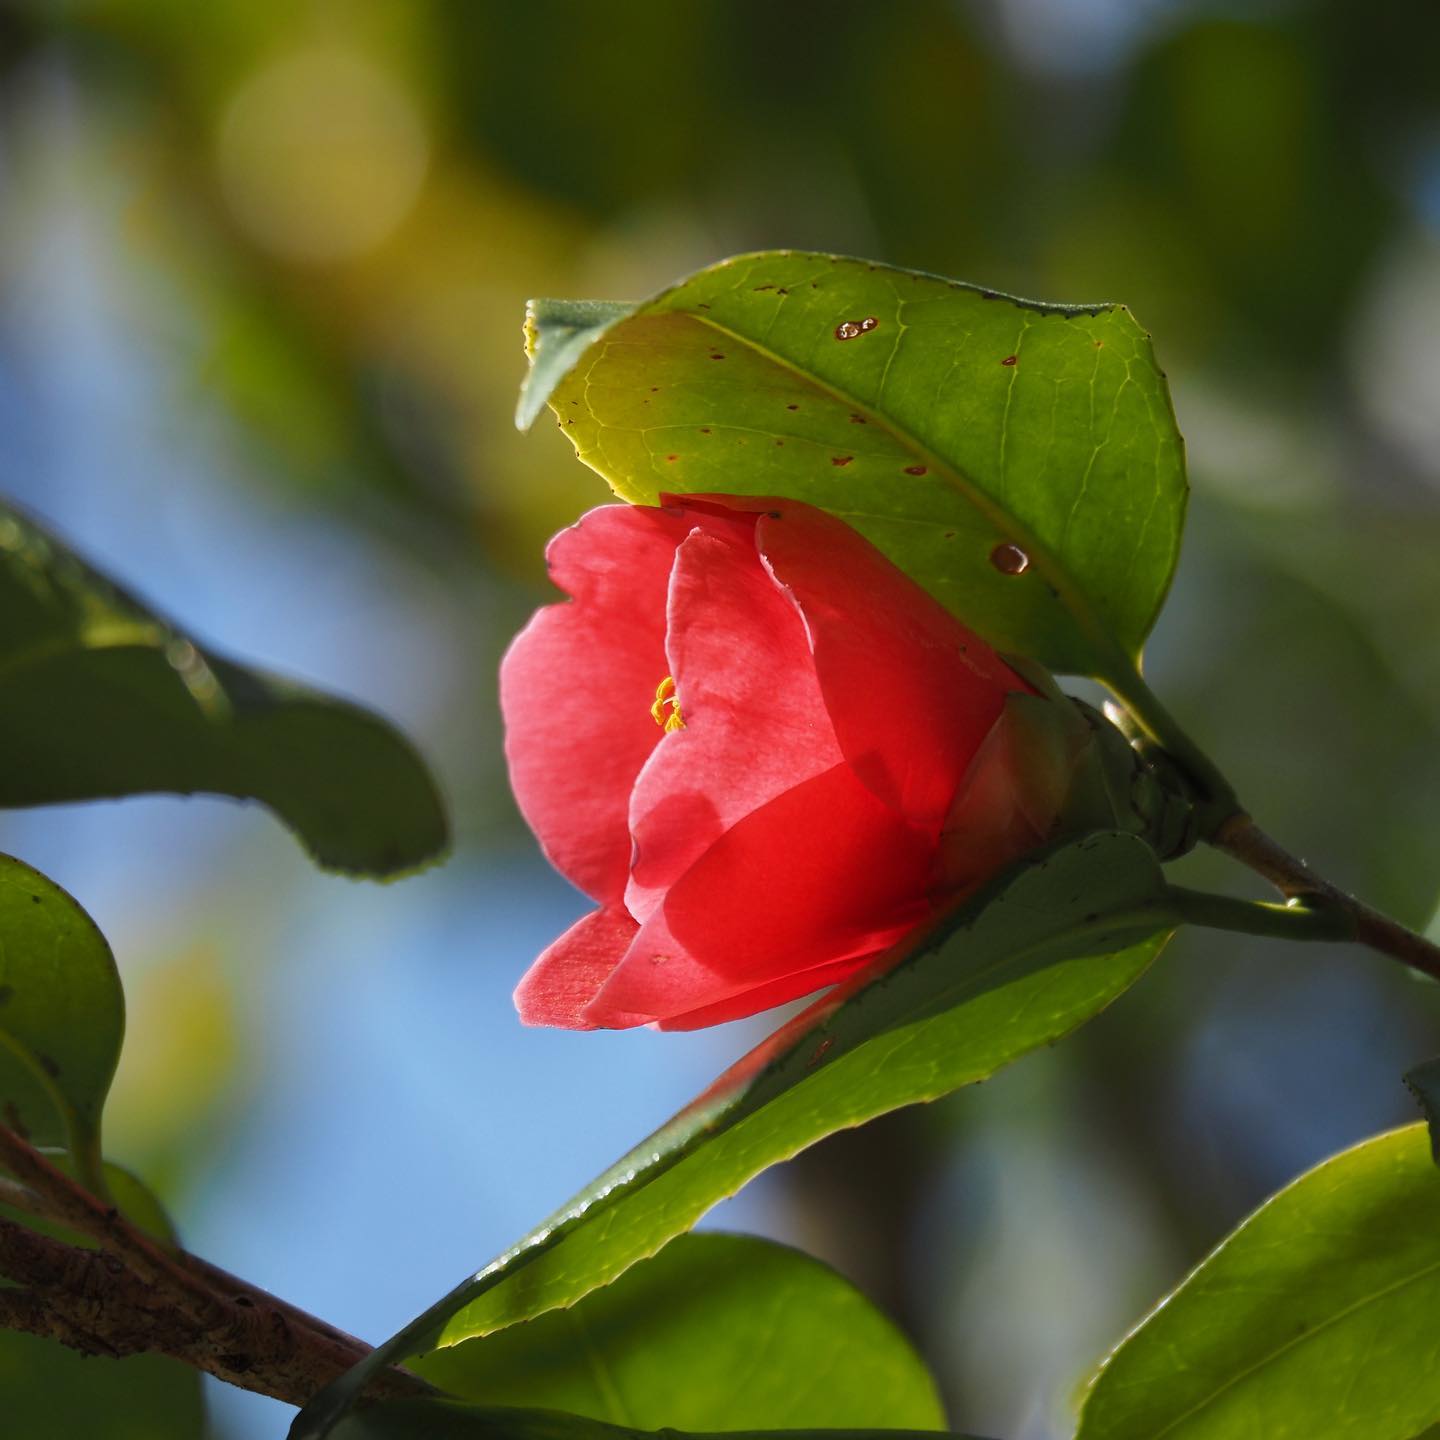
<box><xmin>0</xmin><ymin>1126</ymin><xmax>434</xmax><ymax>1409</ymax></box>
<box><xmin>1213</xmin><ymin>812</ymin><xmax>1440</xmax><ymax>982</ymax></box>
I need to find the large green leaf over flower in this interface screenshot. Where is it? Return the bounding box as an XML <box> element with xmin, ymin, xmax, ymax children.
<box><xmin>519</xmin><ymin>251</ymin><xmax>1187</xmax><ymax>680</ymax></box>
<box><xmin>293</xmin><ymin>831</ymin><xmax>1175</xmax><ymax>1438</ymax></box>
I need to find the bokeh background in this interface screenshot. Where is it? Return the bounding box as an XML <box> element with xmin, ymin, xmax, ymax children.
<box><xmin>2</xmin><ymin>2</ymin><xmax>1439</xmax><ymax>1437</ymax></box>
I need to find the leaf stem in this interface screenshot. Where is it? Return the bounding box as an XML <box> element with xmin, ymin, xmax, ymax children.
<box><xmin>1163</xmin><ymin>886</ymin><xmax>1355</xmax><ymax>944</ymax></box>
<box><xmin>1212</xmin><ymin>813</ymin><xmax>1440</xmax><ymax>983</ymax></box>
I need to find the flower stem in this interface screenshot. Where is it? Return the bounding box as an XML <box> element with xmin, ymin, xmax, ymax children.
<box><xmin>1102</xmin><ymin>659</ymin><xmax>1239</xmax><ymax>828</ymax></box>
<box><xmin>1211</xmin><ymin>813</ymin><xmax>1440</xmax><ymax>983</ymax></box>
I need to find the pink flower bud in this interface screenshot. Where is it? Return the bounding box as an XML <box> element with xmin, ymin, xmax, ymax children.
<box><xmin>500</xmin><ymin>496</ymin><xmax>1072</xmax><ymax>1030</ymax></box>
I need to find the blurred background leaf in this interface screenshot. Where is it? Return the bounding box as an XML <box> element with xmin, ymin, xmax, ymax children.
<box><xmin>0</xmin><ymin>853</ymin><xmax>122</xmax><ymax>1181</ymax></box>
<box><xmin>0</xmin><ymin>3</ymin><xmax>1436</xmax><ymax>1438</ymax></box>
<box><xmin>0</xmin><ymin>503</ymin><xmax>448</xmax><ymax>877</ymax></box>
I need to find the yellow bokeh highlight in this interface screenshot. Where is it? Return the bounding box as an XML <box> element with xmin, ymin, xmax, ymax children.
<box><xmin>216</xmin><ymin>47</ymin><xmax>429</xmax><ymax>264</ymax></box>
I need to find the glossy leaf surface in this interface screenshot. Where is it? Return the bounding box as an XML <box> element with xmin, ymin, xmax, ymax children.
<box><xmin>415</xmin><ymin>1233</ymin><xmax>944</xmax><ymax>1429</ymax></box>
<box><xmin>293</xmin><ymin>832</ymin><xmax>1173</xmax><ymax>1437</ymax></box>
<box><xmin>0</xmin><ymin>503</ymin><xmax>447</xmax><ymax>876</ymax></box>
<box><xmin>1077</xmin><ymin>1124</ymin><xmax>1440</xmax><ymax>1440</ymax></box>
<box><xmin>520</xmin><ymin>252</ymin><xmax>1187</xmax><ymax>679</ymax></box>
<box><xmin>0</xmin><ymin>855</ymin><xmax>122</xmax><ymax>1177</ymax></box>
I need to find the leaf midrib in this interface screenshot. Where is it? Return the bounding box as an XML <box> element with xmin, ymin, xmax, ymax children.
<box><xmin>670</xmin><ymin>307</ymin><xmax>1138</xmax><ymax>682</ymax></box>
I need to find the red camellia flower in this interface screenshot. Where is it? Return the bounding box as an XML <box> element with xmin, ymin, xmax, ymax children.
<box><xmin>501</xmin><ymin>495</ymin><xmax>1070</xmax><ymax>1031</ymax></box>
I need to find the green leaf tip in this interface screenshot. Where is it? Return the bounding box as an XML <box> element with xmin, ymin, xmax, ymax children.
<box><xmin>0</xmin><ymin>501</ymin><xmax>449</xmax><ymax>879</ymax></box>
<box><xmin>0</xmin><ymin>853</ymin><xmax>123</xmax><ymax>1185</ymax></box>
<box><xmin>517</xmin><ymin>297</ymin><xmax>633</xmax><ymax>431</ymax></box>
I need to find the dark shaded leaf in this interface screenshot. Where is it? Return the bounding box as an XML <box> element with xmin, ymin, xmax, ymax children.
<box><xmin>0</xmin><ymin>504</ymin><xmax>447</xmax><ymax>876</ymax></box>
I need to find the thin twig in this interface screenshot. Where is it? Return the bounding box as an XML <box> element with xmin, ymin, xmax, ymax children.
<box><xmin>1213</xmin><ymin>813</ymin><xmax>1440</xmax><ymax>983</ymax></box>
<box><xmin>0</xmin><ymin>1124</ymin><xmax>217</xmax><ymax>1321</ymax></box>
<box><xmin>0</xmin><ymin>1213</ymin><xmax>432</xmax><ymax>1407</ymax></box>
<box><xmin>0</xmin><ymin>1126</ymin><xmax>435</xmax><ymax>1407</ymax></box>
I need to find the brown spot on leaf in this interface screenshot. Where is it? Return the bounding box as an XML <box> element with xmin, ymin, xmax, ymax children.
<box><xmin>990</xmin><ymin>543</ymin><xmax>1030</xmax><ymax>575</ymax></box>
<box><xmin>1000</xmin><ymin>354</ymin><xmax>1018</xmax><ymax>366</ymax></box>
<box><xmin>666</xmin><ymin>454</ymin><xmax>678</xmax><ymax>463</ymax></box>
<box><xmin>831</xmin><ymin>456</ymin><xmax>853</xmax><ymax>467</ymax></box>
<box><xmin>903</xmin><ymin>465</ymin><xmax>928</xmax><ymax>476</ymax></box>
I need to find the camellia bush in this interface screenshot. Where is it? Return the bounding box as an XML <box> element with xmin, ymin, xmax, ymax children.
<box><xmin>3</xmin><ymin>251</ymin><xmax>1440</xmax><ymax>1440</ymax></box>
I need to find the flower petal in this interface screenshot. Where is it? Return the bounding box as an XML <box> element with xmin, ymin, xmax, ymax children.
<box><xmin>500</xmin><ymin>504</ymin><xmax>692</xmax><ymax>903</ymax></box>
<box><xmin>754</xmin><ymin>502</ymin><xmax>1031</xmax><ymax>832</ymax></box>
<box><xmin>624</xmin><ymin>520</ymin><xmax>844</xmax><ymax>923</ymax></box>
<box><xmin>590</xmin><ymin>763</ymin><xmax>932</xmax><ymax>1027</ymax></box>
<box><xmin>514</xmin><ymin>905</ymin><xmax>639</xmax><ymax>1029</ymax></box>
<box><xmin>652</xmin><ymin>952</ymin><xmax>879</xmax><ymax>1031</ymax></box>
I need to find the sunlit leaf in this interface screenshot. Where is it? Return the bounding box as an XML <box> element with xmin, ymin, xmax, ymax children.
<box><xmin>519</xmin><ymin>252</ymin><xmax>1186</xmax><ymax>680</ymax></box>
<box><xmin>415</xmin><ymin>1233</ymin><xmax>945</xmax><ymax>1430</ymax></box>
<box><xmin>293</xmin><ymin>832</ymin><xmax>1174</xmax><ymax>1438</ymax></box>
<box><xmin>0</xmin><ymin>855</ymin><xmax>122</xmax><ymax>1179</ymax></box>
<box><xmin>1076</xmin><ymin>1124</ymin><xmax>1440</xmax><ymax>1440</ymax></box>
<box><xmin>0</xmin><ymin>503</ymin><xmax>447</xmax><ymax>877</ymax></box>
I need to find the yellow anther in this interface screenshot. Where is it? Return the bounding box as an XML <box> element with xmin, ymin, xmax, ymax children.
<box><xmin>650</xmin><ymin>675</ymin><xmax>685</xmax><ymax>732</ymax></box>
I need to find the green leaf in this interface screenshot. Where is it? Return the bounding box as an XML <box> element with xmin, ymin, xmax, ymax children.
<box><xmin>327</xmin><ymin>1399</ymin><xmax>979</xmax><ymax>1440</ymax></box>
<box><xmin>0</xmin><ymin>503</ymin><xmax>448</xmax><ymax>877</ymax></box>
<box><xmin>519</xmin><ymin>251</ymin><xmax>1187</xmax><ymax>680</ymax></box>
<box><xmin>291</xmin><ymin>831</ymin><xmax>1173</xmax><ymax>1439</ymax></box>
<box><xmin>0</xmin><ymin>1334</ymin><xmax>205</xmax><ymax>1440</ymax></box>
<box><xmin>1076</xmin><ymin>1124</ymin><xmax>1440</xmax><ymax>1440</ymax></box>
<box><xmin>414</xmin><ymin>1233</ymin><xmax>945</xmax><ymax>1430</ymax></box>
<box><xmin>0</xmin><ymin>855</ymin><xmax>122</xmax><ymax>1184</ymax></box>
<box><xmin>0</xmin><ymin>1161</ymin><xmax>204</xmax><ymax>1438</ymax></box>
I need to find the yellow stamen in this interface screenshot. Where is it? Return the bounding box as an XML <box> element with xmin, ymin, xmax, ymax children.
<box><xmin>650</xmin><ymin>675</ymin><xmax>685</xmax><ymax>732</ymax></box>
